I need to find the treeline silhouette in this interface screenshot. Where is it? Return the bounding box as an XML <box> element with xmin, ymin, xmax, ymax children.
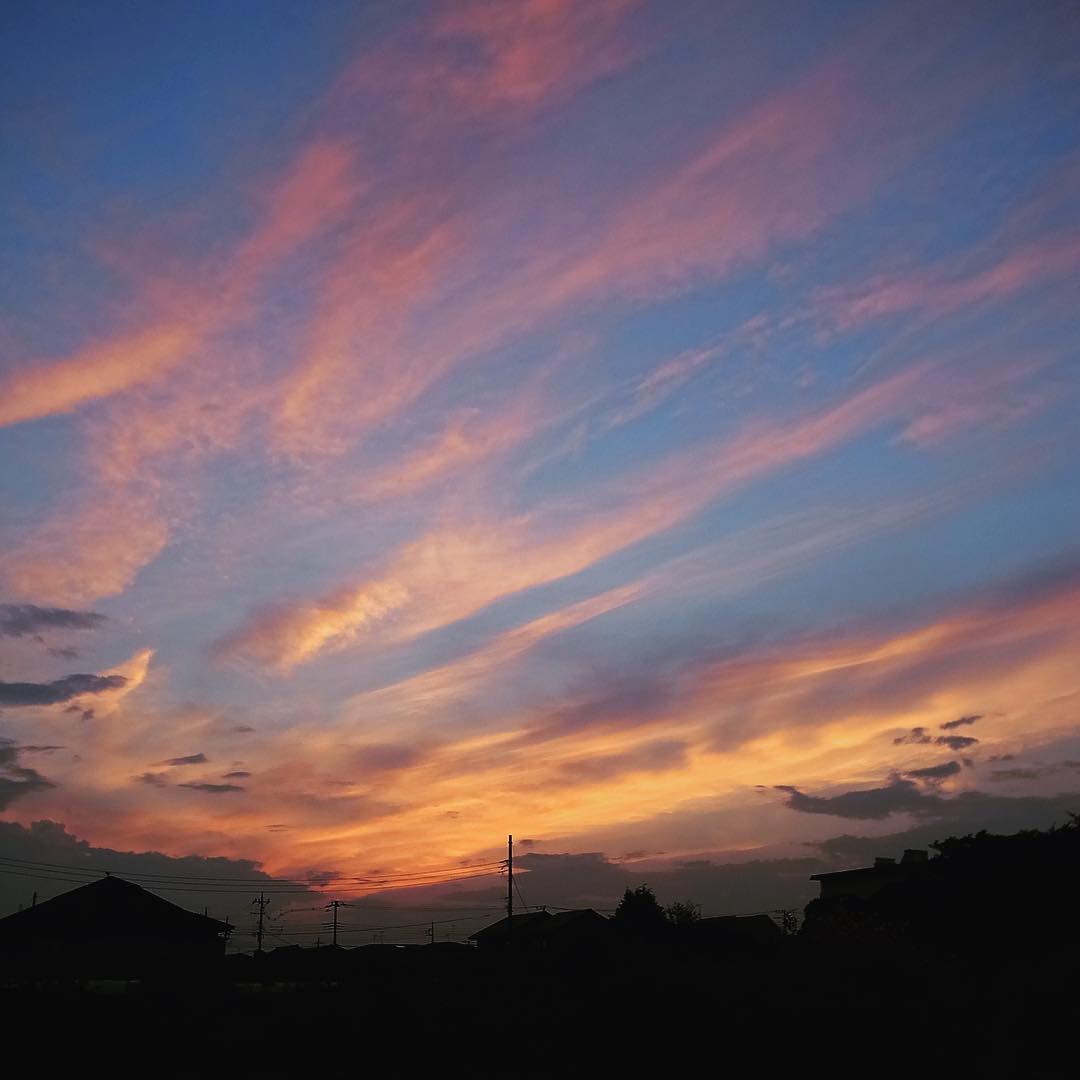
<box><xmin>2</xmin><ymin>817</ymin><xmax>1077</xmax><ymax>1077</ymax></box>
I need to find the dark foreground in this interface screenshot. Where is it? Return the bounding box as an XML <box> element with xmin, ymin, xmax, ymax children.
<box><xmin>6</xmin><ymin>822</ymin><xmax>1079</xmax><ymax>1076</ymax></box>
<box><xmin>4</xmin><ymin>939</ymin><xmax>1075</xmax><ymax>1079</ymax></box>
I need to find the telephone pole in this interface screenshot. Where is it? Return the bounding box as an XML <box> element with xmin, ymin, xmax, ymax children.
<box><xmin>507</xmin><ymin>833</ymin><xmax>514</xmax><ymax>921</ymax></box>
<box><xmin>326</xmin><ymin>899</ymin><xmax>344</xmax><ymax>946</ymax></box>
<box><xmin>252</xmin><ymin>891</ymin><xmax>270</xmax><ymax>953</ymax></box>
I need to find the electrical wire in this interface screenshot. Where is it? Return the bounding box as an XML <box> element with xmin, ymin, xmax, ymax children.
<box><xmin>0</xmin><ymin>859</ymin><xmax>503</xmax><ymax>895</ymax></box>
<box><xmin>0</xmin><ymin>853</ymin><xmax>503</xmax><ymax>887</ymax></box>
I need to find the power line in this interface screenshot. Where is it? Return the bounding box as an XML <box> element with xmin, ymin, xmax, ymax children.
<box><xmin>513</xmin><ymin>874</ymin><xmax>529</xmax><ymax>913</ymax></box>
<box><xmin>0</xmin><ymin>853</ymin><xmax>503</xmax><ymax>887</ymax></box>
<box><xmin>0</xmin><ymin>866</ymin><xmax>96</xmax><ymax>887</ymax></box>
<box><xmin>0</xmin><ymin>861</ymin><xmax>503</xmax><ymax>896</ymax></box>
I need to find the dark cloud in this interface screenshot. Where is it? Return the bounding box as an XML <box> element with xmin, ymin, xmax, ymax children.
<box><xmin>0</xmin><ymin>673</ymin><xmax>125</xmax><ymax>707</ymax></box>
<box><xmin>222</xmin><ymin>770</ymin><xmax>251</xmax><ymax>779</ymax></box>
<box><xmin>985</xmin><ymin>760</ymin><xmax>1080</xmax><ymax>783</ymax></box>
<box><xmin>905</xmin><ymin>760</ymin><xmax>962</xmax><ymax>781</ymax></box>
<box><xmin>298</xmin><ymin>869</ymin><xmax>339</xmax><ymax>887</ymax></box>
<box><xmin>133</xmin><ymin>772</ymin><xmax>168</xmax><ymax>787</ymax></box>
<box><xmin>989</xmin><ymin>768</ymin><xmax>1041</xmax><ymax>781</ymax></box>
<box><xmin>455</xmin><ymin>849</ymin><xmax>823</xmax><ymax>916</ymax></box>
<box><xmin>894</xmin><ymin>727</ymin><xmax>933</xmax><ymax>745</ymax></box>
<box><xmin>18</xmin><ymin>744</ymin><xmax>64</xmax><ymax>753</ymax></box>
<box><xmin>776</xmin><ymin>778</ymin><xmax>936</xmax><ymax>820</ymax></box>
<box><xmin>785</xmin><ymin>775</ymin><xmax>1080</xmax><ymax>830</ymax></box>
<box><xmin>179</xmin><ymin>782</ymin><xmax>244</xmax><ymax>794</ymax></box>
<box><xmin>47</xmin><ymin>646</ymin><xmax>79</xmax><ymax>661</ymax></box>
<box><xmin>940</xmin><ymin>714</ymin><xmax>982</xmax><ymax>730</ymax></box>
<box><xmin>0</xmin><ymin>819</ymin><xmax>305</xmax><ymax>920</ymax></box>
<box><xmin>937</xmin><ymin>735</ymin><xmax>978</xmax><ymax>751</ymax></box>
<box><xmin>0</xmin><ymin>739</ymin><xmax>56</xmax><ymax>810</ymax></box>
<box><xmin>156</xmin><ymin>753</ymin><xmax>208</xmax><ymax>767</ymax></box>
<box><xmin>0</xmin><ymin>604</ymin><xmax>105</xmax><ymax>638</ymax></box>
<box><xmin>230</xmin><ymin>725</ymin><xmax>256</xmax><ymax>734</ymax></box>
<box><xmin>895</xmin><ymin>727</ymin><xmax>980</xmax><ymax>752</ymax></box>
<box><xmin>989</xmin><ymin>753</ymin><xmax>1015</xmax><ymax>762</ymax></box>
<box><xmin>431</xmin><ymin>784</ymin><xmax>1080</xmax><ymax>917</ymax></box>
<box><xmin>816</xmin><ymin>790</ymin><xmax>1080</xmax><ymax>863</ymax></box>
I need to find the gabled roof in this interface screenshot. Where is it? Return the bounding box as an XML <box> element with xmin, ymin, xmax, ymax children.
<box><xmin>544</xmin><ymin>909</ymin><xmax>609</xmax><ymax>931</ymax></box>
<box><xmin>0</xmin><ymin>875</ymin><xmax>230</xmax><ymax>940</ymax></box>
<box><xmin>468</xmin><ymin>910</ymin><xmax>550</xmax><ymax>941</ymax></box>
<box><xmin>468</xmin><ymin>908</ymin><xmax>608</xmax><ymax>942</ymax></box>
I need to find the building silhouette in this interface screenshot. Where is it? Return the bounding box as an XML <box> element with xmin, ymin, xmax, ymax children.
<box><xmin>809</xmin><ymin>848</ymin><xmax>930</xmax><ymax>902</ymax></box>
<box><xmin>469</xmin><ymin>908</ymin><xmax>610</xmax><ymax>952</ymax></box>
<box><xmin>0</xmin><ymin>875</ymin><xmax>230</xmax><ymax>978</ymax></box>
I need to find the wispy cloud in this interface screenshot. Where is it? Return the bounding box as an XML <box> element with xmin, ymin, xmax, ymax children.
<box><xmin>0</xmin><ymin>603</ymin><xmax>105</xmax><ymax>638</ymax></box>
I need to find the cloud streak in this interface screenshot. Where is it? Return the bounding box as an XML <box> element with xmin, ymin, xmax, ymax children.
<box><xmin>0</xmin><ymin>673</ymin><xmax>126</xmax><ymax>707</ymax></box>
<box><xmin>0</xmin><ymin>604</ymin><xmax>105</xmax><ymax>638</ymax></box>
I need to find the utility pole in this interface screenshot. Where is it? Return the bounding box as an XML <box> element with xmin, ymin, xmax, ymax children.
<box><xmin>326</xmin><ymin>899</ymin><xmax>344</xmax><ymax>946</ymax></box>
<box><xmin>252</xmin><ymin>891</ymin><xmax>270</xmax><ymax>953</ymax></box>
<box><xmin>507</xmin><ymin>834</ymin><xmax>514</xmax><ymax>921</ymax></box>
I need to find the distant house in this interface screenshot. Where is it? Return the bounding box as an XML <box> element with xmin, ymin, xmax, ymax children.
<box><xmin>469</xmin><ymin>909</ymin><xmax>610</xmax><ymax>952</ymax></box>
<box><xmin>0</xmin><ymin>875</ymin><xmax>230</xmax><ymax>978</ymax></box>
<box><xmin>810</xmin><ymin>849</ymin><xmax>930</xmax><ymax>902</ymax></box>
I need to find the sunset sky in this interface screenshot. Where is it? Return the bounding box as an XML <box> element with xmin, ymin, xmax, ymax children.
<box><xmin>2</xmin><ymin>0</ymin><xmax>1079</xmax><ymax>932</ymax></box>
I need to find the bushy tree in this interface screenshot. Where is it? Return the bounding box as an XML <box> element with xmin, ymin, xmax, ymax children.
<box><xmin>664</xmin><ymin>900</ymin><xmax>701</xmax><ymax>927</ymax></box>
<box><xmin>613</xmin><ymin>885</ymin><xmax>668</xmax><ymax>935</ymax></box>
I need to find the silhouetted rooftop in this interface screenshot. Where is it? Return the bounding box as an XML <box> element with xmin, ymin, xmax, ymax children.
<box><xmin>0</xmin><ymin>875</ymin><xmax>230</xmax><ymax>941</ymax></box>
<box><xmin>468</xmin><ymin>910</ymin><xmax>551</xmax><ymax>941</ymax></box>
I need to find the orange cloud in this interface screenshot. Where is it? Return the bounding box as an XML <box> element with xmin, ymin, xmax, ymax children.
<box><xmin>1</xmin><ymin>494</ymin><xmax>170</xmax><ymax>605</ymax></box>
<box><xmin>0</xmin><ymin>137</ymin><xmax>361</xmax><ymax>600</ymax></box>
<box><xmin>0</xmin><ymin>324</ymin><xmax>199</xmax><ymax>430</ymax></box>
<box><xmin>0</xmin><ymin>135</ymin><xmax>359</xmax><ymax>432</ymax></box>
<box><xmin>274</xmin><ymin>6</ymin><xmax>980</xmax><ymax>463</ymax></box>
<box><xmin>341</xmin><ymin>580</ymin><xmax>647</xmax><ymax>731</ymax></box>
<box><xmin>223</xmin><ymin>360</ymin><xmax>933</xmax><ymax>670</ymax></box>
<box><xmin>16</xmin><ymin>563</ymin><xmax>1078</xmax><ymax>881</ymax></box>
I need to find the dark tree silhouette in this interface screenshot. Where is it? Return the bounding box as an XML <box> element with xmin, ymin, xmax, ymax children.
<box><xmin>664</xmin><ymin>900</ymin><xmax>701</xmax><ymax>926</ymax></box>
<box><xmin>613</xmin><ymin>885</ymin><xmax>668</xmax><ymax>935</ymax></box>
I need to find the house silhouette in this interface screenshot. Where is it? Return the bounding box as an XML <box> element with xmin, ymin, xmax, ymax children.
<box><xmin>0</xmin><ymin>875</ymin><xmax>230</xmax><ymax>978</ymax></box>
<box><xmin>469</xmin><ymin>908</ymin><xmax>610</xmax><ymax>951</ymax></box>
<box><xmin>810</xmin><ymin>848</ymin><xmax>931</xmax><ymax>902</ymax></box>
